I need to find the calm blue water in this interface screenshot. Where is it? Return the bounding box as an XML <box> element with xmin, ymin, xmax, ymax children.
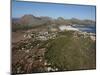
<box><xmin>72</xmin><ymin>25</ymin><xmax>96</xmax><ymax>33</ymax></box>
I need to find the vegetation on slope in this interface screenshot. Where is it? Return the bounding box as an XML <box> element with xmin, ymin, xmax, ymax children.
<box><xmin>45</xmin><ymin>31</ymin><xmax>96</xmax><ymax>71</ymax></box>
<box><xmin>12</xmin><ymin>31</ymin><xmax>96</xmax><ymax>74</ymax></box>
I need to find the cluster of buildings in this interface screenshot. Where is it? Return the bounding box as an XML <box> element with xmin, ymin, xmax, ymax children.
<box><xmin>48</xmin><ymin>24</ymin><xmax>79</xmax><ymax>32</ymax></box>
<box><xmin>59</xmin><ymin>25</ymin><xmax>79</xmax><ymax>31</ymax></box>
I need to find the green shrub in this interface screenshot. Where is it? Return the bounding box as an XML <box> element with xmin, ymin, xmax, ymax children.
<box><xmin>45</xmin><ymin>31</ymin><xmax>96</xmax><ymax>71</ymax></box>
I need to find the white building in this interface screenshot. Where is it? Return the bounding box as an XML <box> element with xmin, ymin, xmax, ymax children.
<box><xmin>59</xmin><ymin>25</ymin><xmax>79</xmax><ymax>31</ymax></box>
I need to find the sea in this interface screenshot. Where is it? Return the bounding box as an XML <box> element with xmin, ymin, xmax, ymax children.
<box><xmin>72</xmin><ymin>25</ymin><xmax>96</xmax><ymax>34</ymax></box>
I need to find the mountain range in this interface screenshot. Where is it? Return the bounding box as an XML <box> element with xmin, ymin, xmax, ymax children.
<box><xmin>12</xmin><ymin>14</ymin><xmax>96</xmax><ymax>27</ymax></box>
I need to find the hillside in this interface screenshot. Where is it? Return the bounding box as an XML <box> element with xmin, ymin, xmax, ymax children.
<box><xmin>12</xmin><ymin>31</ymin><xmax>96</xmax><ymax>74</ymax></box>
<box><xmin>12</xmin><ymin>14</ymin><xmax>96</xmax><ymax>32</ymax></box>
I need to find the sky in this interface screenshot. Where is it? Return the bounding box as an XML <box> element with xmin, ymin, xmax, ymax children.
<box><xmin>12</xmin><ymin>0</ymin><xmax>96</xmax><ymax>21</ymax></box>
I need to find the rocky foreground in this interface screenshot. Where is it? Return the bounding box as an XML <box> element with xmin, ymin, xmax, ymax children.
<box><xmin>12</xmin><ymin>31</ymin><xmax>96</xmax><ymax>74</ymax></box>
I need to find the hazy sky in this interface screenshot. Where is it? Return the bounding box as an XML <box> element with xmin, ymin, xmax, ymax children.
<box><xmin>12</xmin><ymin>0</ymin><xmax>96</xmax><ymax>21</ymax></box>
